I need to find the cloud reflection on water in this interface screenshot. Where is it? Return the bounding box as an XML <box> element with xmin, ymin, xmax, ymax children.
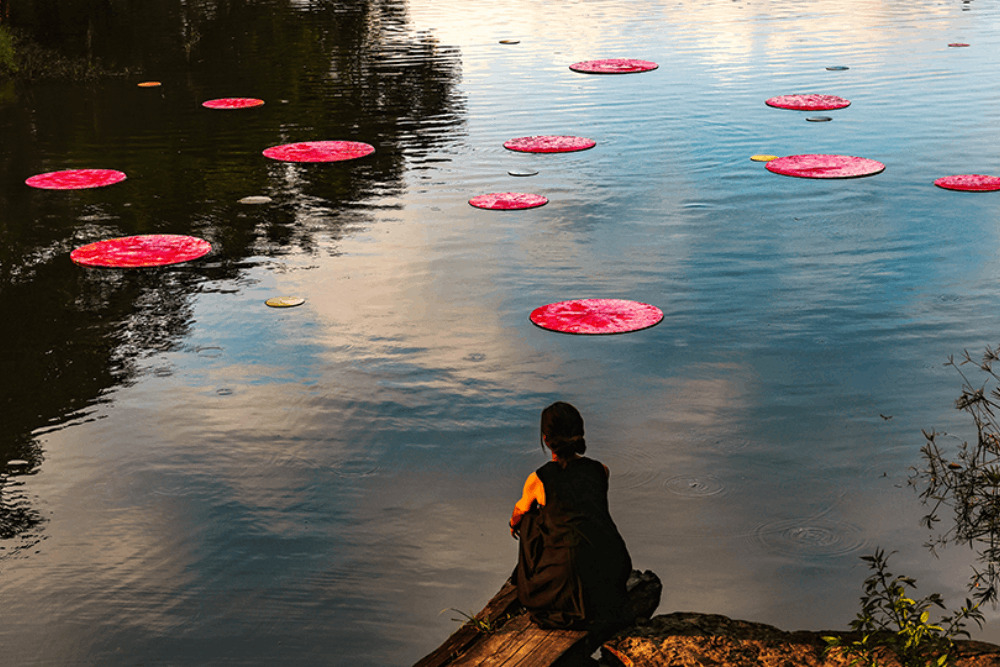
<box><xmin>5</xmin><ymin>0</ymin><xmax>1000</xmax><ymax>663</ymax></box>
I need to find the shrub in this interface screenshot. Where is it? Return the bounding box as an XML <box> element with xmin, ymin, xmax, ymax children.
<box><xmin>823</xmin><ymin>549</ymin><xmax>982</xmax><ymax>667</ymax></box>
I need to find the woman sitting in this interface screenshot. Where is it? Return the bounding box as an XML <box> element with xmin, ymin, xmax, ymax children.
<box><xmin>509</xmin><ymin>401</ymin><xmax>633</xmax><ymax>632</ymax></box>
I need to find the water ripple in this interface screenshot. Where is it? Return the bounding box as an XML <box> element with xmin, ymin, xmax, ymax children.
<box><xmin>748</xmin><ymin>517</ymin><xmax>870</xmax><ymax>559</ymax></box>
<box><xmin>664</xmin><ymin>474</ymin><xmax>727</xmax><ymax>498</ymax></box>
<box><xmin>609</xmin><ymin>449</ymin><xmax>664</xmax><ymax>489</ymax></box>
<box><xmin>331</xmin><ymin>459</ymin><xmax>383</xmax><ymax>479</ymax></box>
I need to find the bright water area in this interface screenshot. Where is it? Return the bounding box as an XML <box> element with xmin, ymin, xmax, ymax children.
<box><xmin>2</xmin><ymin>0</ymin><xmax>1000</xmax><ymax>664</ymax></box>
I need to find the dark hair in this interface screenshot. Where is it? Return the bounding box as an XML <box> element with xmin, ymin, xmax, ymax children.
<box><xmin>540</xmin><ymin>401</ymin><xmax>587</xmax><ymax>461</ymax></box>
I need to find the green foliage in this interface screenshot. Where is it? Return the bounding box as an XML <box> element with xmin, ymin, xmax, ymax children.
<box><xmin>823</xmin><ymin>549</ymin><xmax>983</xmax><ymax>667</ymax></box>
<box><xmin>911</xmin><ymin>346</ymin><xmax>1000</xmax><ymax>604</ymax></box>
<box><xmin>0</xmin><ymin>25</ymin><xmax>17</xmax><ymax>75</ymax></box>
<box><xmin>447</xmin><ymin>608</ymin><xmax>510</xmax><ymax>635</ymax></box>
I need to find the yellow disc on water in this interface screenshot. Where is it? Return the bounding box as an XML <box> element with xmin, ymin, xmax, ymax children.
<box><xmin>750</xmin><ymin>154</ymin><xmax>779</xmax><ymax>162</ymax></box>
<box><xmin>138</xmin><ymin>81</ymin><xmax>162</xmax><ymax>88</ymax></box>
<box><xmin>266</xmin><ymin>296</ymin><xmax>305</xmax><ymax>308</ymax></box>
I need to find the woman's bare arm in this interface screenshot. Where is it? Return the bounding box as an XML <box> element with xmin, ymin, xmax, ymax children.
<box><xmin>509</xmin><ymin>472</ymin><xmax>545</xmax><ymax>537</ymax></box>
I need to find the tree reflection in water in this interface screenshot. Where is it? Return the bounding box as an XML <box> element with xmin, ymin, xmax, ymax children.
<box><xmin>0</xmin><ymin>0</ymin><xmax>463</xmax><ymax>542</ymax></box>
<box><xmin>913</xmin><ymin>346</ymin><xmax>1000</xmax><ymax>605</ymax></box>
<box><xmin>0</xmin><ymin>459</ymin><xmax>43</xmax><ymax>555</ymax></box>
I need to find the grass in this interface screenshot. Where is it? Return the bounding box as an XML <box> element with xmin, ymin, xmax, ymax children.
<box><xmin>448</xmin><ymin>608</ymin><xmax>511</xmax><ymax>635</ymax></box>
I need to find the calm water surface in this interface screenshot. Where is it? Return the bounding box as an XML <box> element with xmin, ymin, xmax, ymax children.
<box><xmin>2</xmin><ymin>0</ymin><xmax>1000</xmax><ymax>664</ymax></box>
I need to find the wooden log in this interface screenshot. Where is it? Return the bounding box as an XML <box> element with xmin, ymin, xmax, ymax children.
<box><xmin>414</xmin><ymin>570</ymin><xmax>662</xmax><ymax>667</ymax></box>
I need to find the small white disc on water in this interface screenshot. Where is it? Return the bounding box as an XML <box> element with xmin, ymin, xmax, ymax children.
<box><xmin>239</xmin><ymin>196</ymin><xmax>273</xmax><ymax>205</ymax></box>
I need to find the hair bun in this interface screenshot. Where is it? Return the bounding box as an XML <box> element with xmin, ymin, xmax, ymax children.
<box><xmin>540</xmin><ymin>401</ymin><xmax>587</xmax><ymax>459</ymax></box>
<box><xmin>549</xmin><ymin>434</ymin><xmax>586</xmax><ymax>457</ymax></box>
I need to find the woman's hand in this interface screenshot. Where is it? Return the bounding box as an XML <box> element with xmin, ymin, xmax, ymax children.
<box><xmin>509</xmin><ymin>507</ymin><xmax>524</xmax><ymax>539</ymax></box>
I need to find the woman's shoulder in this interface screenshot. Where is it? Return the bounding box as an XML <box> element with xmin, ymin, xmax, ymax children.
<box><xmin>536</xmin><ymin>460</ymin><xmax>561</xmax><ymax>476</ymax></box>
<box><xmin>570</xmin><ymin>457</ymin><xmax>610</xmax><ymax>482</ymax></box>
<box><xmin>537</xmin><ymin>457</ymin><xmax>606</xmax><ymax>475</ymax></box>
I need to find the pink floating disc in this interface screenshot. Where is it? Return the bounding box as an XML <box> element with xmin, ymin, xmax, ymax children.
<box><xmin>262</xmin><ymin>141</ymin><xmax>375</xmax><ymax>163</ymax></box>
<box><xmin>569</xmin><ymin>58</ymin><xmax>659</xmax><ymax>74</ymax></box>
<box><xmin>70</xmin><ymin>234</ymin><xmax>212</xmax><ymax>268</ymax></box>
<box><xmin>934</xmin><ymin>174</ymin><xmax>1000</xmax><ymax>192</ymax></box>
<box><xmin>503</xmin><ymin>136</ymin><xmax>596</xmax><ymax>153</ymax></box>
<box><xmin>765</xmin><ymin>94</ymin><xmax>851</xmax><ymax>111</ymax></box>
<box><xmin>25</xmin><ymin>169</ymin><xmax>127</xmax><ymax>190</ymax></box>
<box><xmin>765</xmin><ymin>154</ymin><xmax>885</xmax><ymax>179</ymax></box>
<box><xmin>469</xmin><ymin>192</ymin><xmax>548</xmax><ymax>210</ymax></box>
<box><xmin>202</xmin><ymin>97</ymin><xmax>265</xmax><ymax>109</ymax></box>
<box><xmin>530</xmin><ymin>298</ymin><xmax>663</xmax><ymax>335</ymax></box>
<box><xmin>949</xmin><ymin>43</ymin><xmax>970</xmax><ymax>47</ymax></box>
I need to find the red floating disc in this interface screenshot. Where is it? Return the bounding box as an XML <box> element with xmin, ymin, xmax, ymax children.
<box><xmin>934</xmin><ymin>174</ymin><xmax>1000</xmax><ymax>192</ymax></box>
<box><xmin>25</xmin><ymin>169</ymin><xmax>127</xmax><ymax>190</ymax></box>
<box><xmin>202</xmin><ymin>97</ymin><xmax>265</xmax><ymax>109</ymax></box>
<box><xmin>503</xmin><ymin>136</ymin><xmax>596</xmax><ymax>153</ymax></box>
<box><xmin>569</xmin><ymin>58</ymin><xmax>659</xmax><ymax>74</ymax></box>
<box><xmin>469</xmin><ymin>192</ymin><xmax>548</xmax><ymax>210</ymax></box>
<box><xmin>530</xmin><ymin>298</ymin><xmax>663</xmax><ymax>335</ymax></box>
<box><xmin>948</xmin><ymin>43</ymin><xmax>970</xmax><ymax>47</ymax></box>
<box><xmin>765</xmin><ymin>94</ymin><xmax>851</xmax><ymax>111</ymax></box>
<box><xmin>765</xmin><ymin>154</ymin><xmax>885</xmax><ymax>179</ymax></box>
<box><xmin>262</xmin><ymin>141</ymin><xmax>375</xmax><ymax>163</ymax></box>
<box><xmin>71</xmin><ymin>234</ymin><xmax>212</xmax><ymax>268</ymax></box>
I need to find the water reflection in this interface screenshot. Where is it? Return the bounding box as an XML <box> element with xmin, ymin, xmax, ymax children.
<box><xmin>3</xmin><ymin>0</ymin><xmax>1000</xmax><ymax>663</ymax></box>
<box><xmin>0</xmin><ymin>0</ymin><xmax>463</xmax><ymax>539</ymax></box>
<box><xmin>0</xmin><ymin>460</ymin><xmax>44</xmax><ymax>554</ymax></box>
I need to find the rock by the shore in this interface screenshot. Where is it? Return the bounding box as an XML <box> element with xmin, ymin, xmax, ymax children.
<box><xmin>601</xmin><ymin>612</ymin><xmax>1000</xmax><ymax>667</ymax></box>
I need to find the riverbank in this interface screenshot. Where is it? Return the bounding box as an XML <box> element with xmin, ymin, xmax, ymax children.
<box><xmin>601</xmin><ymin>613</ymin><xmax>1000</xmax><ymax>667</ymax></box>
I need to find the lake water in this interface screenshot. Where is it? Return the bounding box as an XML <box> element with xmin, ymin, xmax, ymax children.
<box><xmin>2</xmin><ymin>0</ymin><xmax>1000</xmax><ymax>664</ymax></box>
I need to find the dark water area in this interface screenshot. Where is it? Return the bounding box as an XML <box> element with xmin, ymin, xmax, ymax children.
<box><xmin>1</xmin><ymin>0</ymin><xmax>462</xmax><ymax>455</ymax></box>
<box><xmin>2</xmin><ymin>0</ymin><xmax>1000</xmax><ymax>664</ymax></box>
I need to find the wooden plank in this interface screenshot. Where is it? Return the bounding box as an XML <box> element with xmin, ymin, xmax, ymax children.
<box><xmin>414</xmin><ymin>570</ymin><xmax>662</xmax><ymax>667</ymax></box>
<box><xmin>451</xmin><ymin>615</ymin><xmax>585</xmax><ymax>667</ymax></box>
<box><xmin>413</xmin><ymin>581</ymin><xmax>522</xmax><ymax>667</ymax></box>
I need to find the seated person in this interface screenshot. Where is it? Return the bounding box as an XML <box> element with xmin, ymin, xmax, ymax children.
<box><xmin>509</xmin><ymin>401</ymin><xmax>633</xmax><ymax>632</ymax></box>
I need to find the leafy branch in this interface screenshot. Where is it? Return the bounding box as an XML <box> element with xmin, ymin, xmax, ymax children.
<box><xmin>824</xmin><ymin>549</ymin><xmax>983</xmax><ymax>667</ymax></box>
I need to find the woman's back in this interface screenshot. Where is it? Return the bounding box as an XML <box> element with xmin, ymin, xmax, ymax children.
<box><xmin>514</xmin><ymin>456</ymin><xmax>632</xmax><ymax>630</ymax></box>
<box><xmin>535</xmin><ymin>457</ymin><xmax>615</xmax><ymax>547</ymax></box>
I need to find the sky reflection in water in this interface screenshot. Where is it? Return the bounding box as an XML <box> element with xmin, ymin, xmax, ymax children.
<box><xmin>2</xmin><ymin>0</ymin><xmax>1000</xmax><ymax>664</ymax></box>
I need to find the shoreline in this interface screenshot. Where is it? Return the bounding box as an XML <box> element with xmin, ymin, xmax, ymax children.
<box><xmin>601</xmin><ymin>612</ymin><xmax>1000</xmax><ymax>667</ymax></box>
